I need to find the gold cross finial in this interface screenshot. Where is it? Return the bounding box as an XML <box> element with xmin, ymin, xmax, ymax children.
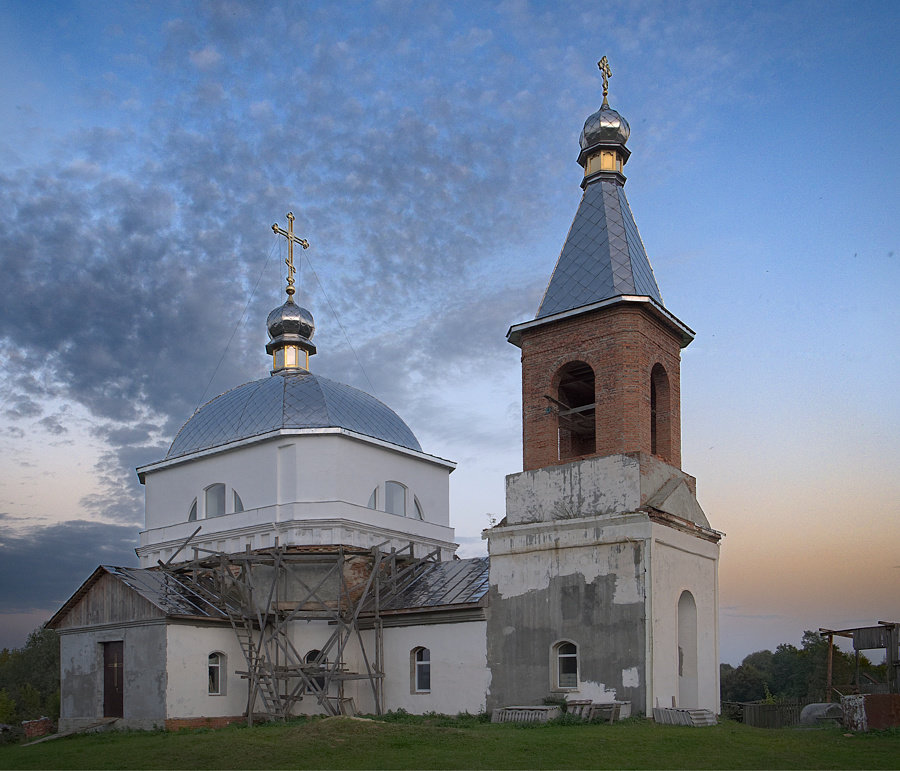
<box><xmin>598</xmin><ymin>56</ymin><xmax>612</xmax><ymax>106</ymax></box>
<box><xmin>271</xmin><ymin>212</ymin><xmax>309</xmax><ymax>300</ymax></box>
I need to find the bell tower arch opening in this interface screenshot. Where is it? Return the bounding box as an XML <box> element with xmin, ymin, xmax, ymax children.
<box><xmin>554</xmin><ymin>361</ymin><xmax>596</xmax><ymax>460</ymax></box>
<box><xmin>650</xmin><ymin>363</ymin><xmax>672</xmax><ymax>461</ymax></box>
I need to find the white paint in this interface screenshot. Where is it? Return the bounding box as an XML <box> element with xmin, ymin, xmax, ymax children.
<box><xmin>165</xmin><ymin>624</ymin><xmax>245</xmax><ymax>720</ymax></box>
<box><xmin>505</xmin><ymin>452</ymin><xmax>711</xmax><ymax>528</ymax></box>
<box><xmin>573</xmin><ymin>680</ymin><xmax>618</xmax><ymax>703</ymax></box>
<box><xmin>138</xmin><ymin>432</ymin><xmax>456</xmax><ymax>566</ymax></box>
<box><xmin>647</xmin><ymin>526</ymin><xmax>720</xmax><ymax>714</ymax></box>
<box><xmin>372</xmin><ymin>621</ymin><xmax>490</xmax><ymax>715</ymax></box>
<box><xmin>622</xmin><ymin>666</ymin><xmax>639</xmax><ymax>688</ymax></box>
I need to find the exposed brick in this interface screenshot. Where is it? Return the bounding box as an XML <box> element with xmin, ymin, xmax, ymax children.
<box><xmin>164</xmin><ymin>715</ymin><xmax>244</xmax><ymax>731</ymax></box>
<box><xmin>519</xmin><ymin>302</ymin><xmax>684</xmax><ymax>472</ymax></box>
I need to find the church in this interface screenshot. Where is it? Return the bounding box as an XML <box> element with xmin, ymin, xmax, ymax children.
<box><xmin>48</xmin><ymin>64</ymin><xmax>722</xmax><ymax>731</ymax></box>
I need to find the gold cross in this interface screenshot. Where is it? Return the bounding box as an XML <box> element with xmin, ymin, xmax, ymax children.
<box><xmin>271</xmin><ymin>212</ymin><xmax>309</xmax><ymax>300</ymax></box>
<box><xmin>598</xmin><ymin>56</ymin><xmax>612</xmax><ymax>105</ymax></box>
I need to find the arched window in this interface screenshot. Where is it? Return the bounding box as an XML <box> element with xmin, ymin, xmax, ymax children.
<box><xmin>555</xmin><ymin>362</ymin><xmax>595</xmax><ymax>460</ymax></box>
<box><xmin>367</xmin><ymin>487</ymin><xmax>377</xmax><ymax>509</ymax></box>
<box><xmin>385</xmin><ymin>481</ymin><xmax>406</xmax><ymax>517</ymax></box>
<box><xmin>650</xmin><ymin>363</ymin><xmax>671</xmax><ymax>460</ymax></box>
<box><xmin>233</xmin><ymin>490</ymin><xmax>244</xmax><ymax>513</ymax></box>
<box><xmin>553</xmin><ymin>640</ymin><xmax>579</xmax><ymax>690</ymax></box>
<box><xmin>305</xmin><ymin>649</ymin><xmax>326</xmax><ymax>692</ymax></box>
<box><xmin>413</xmin><ymin>496</ymin><xmax>425</xmax><ymax>521</ymax></box>
<box><xmin>412</xmin><ymin>647</ymin><xmax>431</xmax><ymax>693</ymax></box>
<box><xmin>188</xmin><ymin>498</ymin><xmax>197</xmax><ymax>522</ymax></box>
<box><xmin>208</xmin><ymin>652</ymin><xmax>225</xmax><ymax>695</ymax></box>
<box><xmin>205</xmin><ymin>483</ymin><xmax>226</xmax><ymax>518</ymax></box>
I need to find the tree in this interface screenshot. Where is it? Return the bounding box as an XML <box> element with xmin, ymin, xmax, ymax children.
<box><xmin>0</xmin><ymin>627</ymin><xmax>60</xmax><ymax>722</ymax></box>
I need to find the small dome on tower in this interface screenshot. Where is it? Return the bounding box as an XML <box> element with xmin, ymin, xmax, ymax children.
<box><xmin>579</xmin><ymin>106</ymin><xmax>630</xmax><ymax>150</ymax></box>
<box><xmin>267</xmin><ymin>299</ymin><xmax>315</xmax><ymax>342</ymax></box>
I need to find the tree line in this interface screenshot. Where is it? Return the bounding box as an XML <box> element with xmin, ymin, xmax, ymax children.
<box><xmin>0</xmin><ymin>627</ymin><xmax>60</xmax><ymax>726</ymax></box>
<box><xmin>720</xmin><ymin>630</ymin><xmax>886</xmax><ymax>704</ymax></box>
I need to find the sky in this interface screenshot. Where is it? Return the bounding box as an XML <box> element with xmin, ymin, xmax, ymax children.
<box><xmin>0</xmin><ymin>0</ymin><xmax>897</xmax><ymax>666</ymax></box>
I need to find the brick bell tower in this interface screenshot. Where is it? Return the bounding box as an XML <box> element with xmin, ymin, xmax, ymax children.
<box><xmin>485</xmin><ymin>60</ymin><xmax>721</xmax><ymax>717</ymax></box>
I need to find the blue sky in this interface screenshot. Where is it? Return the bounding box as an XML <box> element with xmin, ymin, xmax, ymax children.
<box><xmin>0</xmin><ymin>0</ymin><xmax>897</xmax><ymax>665</ymax></box>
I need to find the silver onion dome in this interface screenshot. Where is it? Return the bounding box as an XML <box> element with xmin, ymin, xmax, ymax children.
<box><xmin>579</xmin><ymin>106</ymin><xmax>631</xmax><ymax>150</ymax></box>
<box><xmin>267</xmin><ymin>299</ymin><xmax>315</xmax><ymax>342</ymax></box>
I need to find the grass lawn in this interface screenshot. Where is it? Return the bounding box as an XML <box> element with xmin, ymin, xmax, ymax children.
<box><xmin>1</xmin><ymin>715</ymin><xmax>898</xmax><ymax>770</ymax></box>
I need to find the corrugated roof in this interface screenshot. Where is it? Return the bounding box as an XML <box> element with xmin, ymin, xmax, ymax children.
<box><xmin>101</xmin><ymin>565</ymin><xmax>229</xmax><ymax>618</ymax></box>
<box><xmin>379</xmin><ymin>556</ymin><xmax>490</xmax><ymax>611</ymax></box>
<box><xmin>536</xmin><ymin>179</ymin><xmax>662</xmax><ymax>318</ymax></box>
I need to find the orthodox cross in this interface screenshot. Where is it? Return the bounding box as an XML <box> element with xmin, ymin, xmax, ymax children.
<box><xmin>598</xmin><ymin>56</ymin><xmax>612</xmax><ymax>106</ymax></box>
<box><xmin>271</xmin><ymin>212</ymin><xmax>309</xmax><ymax>300</ymax></box>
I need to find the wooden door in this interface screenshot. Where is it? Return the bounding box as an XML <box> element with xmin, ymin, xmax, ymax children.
<box><xmin>103</xmin><ymin>641</ymin><xmax>124</xmax><ymax>718</ymax></box>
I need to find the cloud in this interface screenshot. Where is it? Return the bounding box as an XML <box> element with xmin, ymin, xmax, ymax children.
<box><xmin>0</xmin><ymin>520</ymin><xmax>138</xmax><ymax>614</ymax></box>
<box><xmin>189</xmin><ymin>45</ymin><xmax>223</xmax><ymax>70</ymax></box>
<box><xmin>37</xmin><ymin>413</ymin><xmax>68</xmax><ymax>435</ymax></box>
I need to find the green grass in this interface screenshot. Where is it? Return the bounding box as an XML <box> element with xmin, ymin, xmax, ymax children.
<box><xmin>1</xmin><ymin>715</ymin><xmax>897</xmax><ymax>770</ymax></box>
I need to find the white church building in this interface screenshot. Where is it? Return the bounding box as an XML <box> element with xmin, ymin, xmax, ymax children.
<box><xmin>49</xmin><ymin>73</ymin><xmax>722</xmax><ymax>731</ymax></box>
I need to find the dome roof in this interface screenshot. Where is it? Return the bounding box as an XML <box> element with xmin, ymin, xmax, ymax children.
<box><xmin>167</xmin><ymin>370</ymin><xmax>421</xmax><ymax>459</ymax></box>
<box><xmin>579</xmin><ymin>105</ymin><xmax>630</xmax><ymax>149</ymax></box>
<box><xmin>267</xmin><ymin>299</ymin><xmax>315</xmax><ymax>342</ymax></box>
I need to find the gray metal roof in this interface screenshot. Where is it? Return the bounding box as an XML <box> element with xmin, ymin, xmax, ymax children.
<box><xmin>103</xmin><ymin>566</ymin><xmax>229</xmax><ymax>618</ymax></box>
<box><xmin>379</xmin><ymin>556</ymin><xmax>490</xmax><ymax>611</ymax></box>
<box><xmin>536</xmin><ymin>179</ymin><xmax>662</xmax><ymax>318</ymax></box>
<box><xmin>167</xmin><ymin>370</ymin><xmax>421</xmax><ymax>459</ymax></box>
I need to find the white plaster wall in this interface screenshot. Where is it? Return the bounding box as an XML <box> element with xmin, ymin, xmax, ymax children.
<box><xmin>144</xmin><ymin>434</ymin><xmax>451</xmax><ymax>531</ymax></box>
<box><xmin>165</xmin><ymin>624</ymin><xmax>246</xmax><ymax>720</ymax></box>
<box><xmin>139</xmin><ymin>432</ymin><xmax>455</xmax><ymax>566</ymax></box>
<box><xmin>370</xmin><ymin>621</ymin><xmax>490</xmax><ymax>715</ymax></box>
<box><xmin>647</xmin><ymin>524</ymin><xmax>720</xmax><ymax>714</ymax></box>
<box><xmin>505</xmin><ymin>455</ymin><xmax>642</xmax><ymax>524</ymax></box>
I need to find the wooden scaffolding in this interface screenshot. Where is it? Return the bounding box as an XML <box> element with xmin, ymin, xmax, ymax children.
<box><xmin>157</xmin><ymin>540</ymin><xmax>440</xmax><ymax>723</ymax></box>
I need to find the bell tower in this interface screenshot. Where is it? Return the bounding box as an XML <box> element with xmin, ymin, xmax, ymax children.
<box><xmin>486</xmin><ymin>60</ymin><xmax>721</xmax><ymax>718</ymax></box>
<box><xmin>507</xmin><ymin>57</ymin><xmax>693</xmax><ymax>472</ymax></box>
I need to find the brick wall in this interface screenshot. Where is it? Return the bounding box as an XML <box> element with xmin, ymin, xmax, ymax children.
<box><xmin>164</xmin><ymin>715</ymin><xmax>245</xmax><ymax>731</ymax></box>
<box><xmin>519</xmin><ymin>302</ymin><xmax>684</xmax><ymax>471</ymax></box>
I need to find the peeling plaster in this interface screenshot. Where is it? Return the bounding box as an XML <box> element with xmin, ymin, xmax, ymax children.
<box><xmin>622</xmin><ymin>666</ymin><xmax>639</xmax><ymax>687</ymax></box>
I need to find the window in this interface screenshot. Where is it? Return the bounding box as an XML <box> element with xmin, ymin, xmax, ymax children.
<box><xmin>554</xmin><ymin>641</ymin><xmax>578</xmax><ymax>689</ymax></box>
<box><xmin>305</xmin><ymin>649</ymin><xmax>326</xmax><ymax>692</ymax></box>
<box><xmin>188</xmin><ymin>498</ymin><xmax>197</xmax><ymax>522</ymax></box>
<box><xmin>208</xmin><ymin>652</ymin><xmax>224</xmax><ymax>695</ymax></box>
<box><xmin>385</xmin><ymin>481</ymin><xmax>406</xmax><ymax>517</ymax></box>
<box><xmin>413</xmin><ymin>496</ymin><xmax>425</xmax><ymax>521</ymax></box>
<box><xmin>205</xmin><ymin>483</ymin><xmax>226</xmax><ymax>518</ymax></box>
<box><xmin>412</xmin><ymin>647</ymin><xmax>431</xmax><ymax>693</ymax></box>
<box><xmin>233</xmin><ymin>490</ymin><xmax>244</xmax><ymax>513</ymax></box>
<box><xmin>367</xmin><ymin>487</ymin><xmax>377</xmax><ymax>509</ymax></box>
<box><xmin>555</xmin><ymin>361</ymin><xmax>596</xmax><ymax>460</ymax></box>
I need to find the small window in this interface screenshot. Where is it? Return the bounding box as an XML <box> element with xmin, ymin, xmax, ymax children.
<box><xmin>367</xmin><ymin>487</ymin><xmax>377</xmax><ymax>509</ymax></box>
<box><xmin>554</xmin><ymin>641</ymin><xmax>578</xmax><ymax>689</ymax></box>
<box><xmin>205</xmin><ymin>484</ymin><xmax>226</xmax><ymax>518</ymax></box>
<box><xmin>188</xmin><ymin>498</ymin><xmax>197</xmax><ymax>522</ymax></box>
<box><xmin>208</xmin><ymin>652</ymin><xmax>224</xmax><ymax>695</ymax></box>
<box><xmin>233</xmin><ymin>490</ymin><xmax>244</xmax><ymax>513</ymax></box>
<box><xmin>412</xmin><ymin>647</ymin><xmax>430</xmax><ymax>693</ymax></box>
<box><xmin>413</xmin><ymin>496</ymin><xmax>425</xmax><ymax>521</ymax></box>
<box><xmin>385</xmin><ymin>481</ymin><xmax>406</xmax><ymax>517</ymax></box>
